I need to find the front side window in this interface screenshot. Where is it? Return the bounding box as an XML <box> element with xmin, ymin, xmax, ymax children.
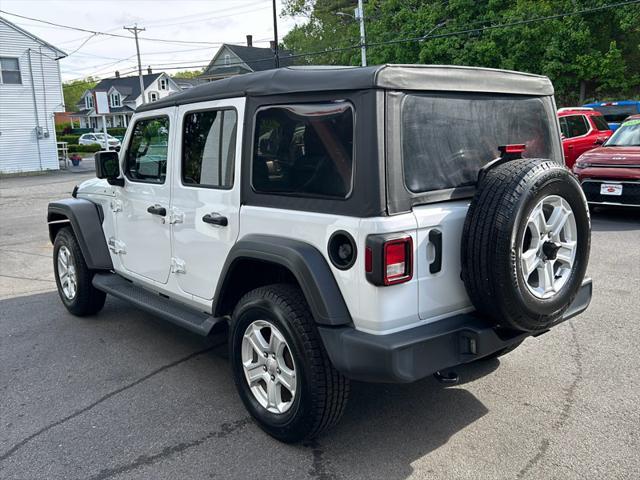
<box><xmin>252</xmin><ymin>103</ymin><xmax>354</xmax><ymax>199</ymax></box>
<box><xmin>401</xmin><ymin>93</ymin><xmax>557</xmax><ymax>193</ymax></box>
<box><xmin>124</xmin><ymin>117</ymin><xmax>170</xmax><ymax>184</ymax></box>
<box><xmin>561</xmin><ymin>115</ymin><xmax>589</xmax><ymax>138</ymax></box>
<box><xmin>0</xmin><ymin>57</ymin><xmax>21</xmax><ymax>84</ymax></box>
<box><xmin>182</xmin><ymin>109</ymin><xmax>237</xmax><ymax>188</ymax></box>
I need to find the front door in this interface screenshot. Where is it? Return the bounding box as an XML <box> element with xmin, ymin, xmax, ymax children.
<box><xmin>115</xmin><ymin>111</ymin><xmax>174</xmax><ymax>283</ymax></box>
<box><xmin>170</xmin><ymin>98</ymin><xmax>244</xmax><ymax>300</ymax></box>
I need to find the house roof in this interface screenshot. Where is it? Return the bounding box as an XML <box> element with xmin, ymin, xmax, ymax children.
<box><xmin>138</xmin><ymin>64</ymin><xmax>554</xmax><ymax>113</ymax></box>
<box><xmin>93</xmin><ymin>73</ymin><xmax>161</xmax><ymax>101</ymax></box>
<box><xmin>202</xmin><ymin>44</ymin><xmax>294</xmax><ymax>77</ymax></box>
<box><xmin>225</xmin><ymin>44</ymin><xmax>294</xmax><ymax>72</ymax></box>
<box><xmin>0</xmin><ymin>16</ymin><xmax>67</xmax><ymax>58</ymax></box>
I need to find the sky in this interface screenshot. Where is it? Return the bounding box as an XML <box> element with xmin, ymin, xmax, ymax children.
<box><xmin>0</xmin><ymin>0</ymin><xmax>301</xmax><ymax>82</ymax></box>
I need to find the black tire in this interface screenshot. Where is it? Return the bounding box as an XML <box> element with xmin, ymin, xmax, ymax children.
<box><xmin>53</xmin><ymin>227</ymin><xmax>106</xmax><ymax>316</ymax></box>
<box><xmin>461</xmin><ymin>158</ymin><xmax>590</xmax><ymax>332</ymax></box>
<box><xmin>229</xmin><ymin>284</ymin><xmax>349</xmax><ymax>443</ymax></box>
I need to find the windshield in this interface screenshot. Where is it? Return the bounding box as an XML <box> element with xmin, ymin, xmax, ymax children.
<box><xmin>592</xmin><ymin>104</ymin><xmax>639</xmax><ymax>123</ymax></box>
<box><xmin>401</xmin><ymin>93</ymin><xmax>558</xmax><ymax>193</ymax></box>
<box><xmin>604</xmin><ymin>121</ymin><xmax>640</xmax><ymax>146</ymax></box>
<box><xmin>94</xmin><ymin>133</ymin><xmax>115</xmax><ymax>139</ymax></box>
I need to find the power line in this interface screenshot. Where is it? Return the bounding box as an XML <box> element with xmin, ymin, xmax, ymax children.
<box><xmin>0</xmin><ymin>9</ymin><xmax>246</xmax><ymax>45</ymax></box>
<box><xmin>61</xmin><ymin>0</ymin><xmax>640</xmax><ymax>83</ymax></box>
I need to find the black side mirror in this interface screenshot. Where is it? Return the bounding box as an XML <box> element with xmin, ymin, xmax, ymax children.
<box><xmin>95</xmin><ymin>151</ymin><xmax>123</xmax><ymax>186</ymax></box>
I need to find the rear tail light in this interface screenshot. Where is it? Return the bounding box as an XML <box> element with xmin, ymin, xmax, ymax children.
<box><xmin>365</xmin><ymin>234</ymin><xmax>413</xmax><ymax>286</ymax></box>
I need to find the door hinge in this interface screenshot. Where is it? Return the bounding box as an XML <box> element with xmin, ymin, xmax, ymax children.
<box><xmin>168</xmin><ymin>210</ymin><xmax>185</xmax><ymax>224</ymax></box>
<box><xmin>171</xmin><ymin>257</ymin><xmax>186</xmax><ymax>274</ymax></box>
<box><xmin>108</xmin><ymin>237</ymin><xmax>126</xmax><ymax>254</ymax></box>
<box><xmin>110</xmin><ymin>199</ymin><xmax>122</xmax><ymax>213</ymax></box>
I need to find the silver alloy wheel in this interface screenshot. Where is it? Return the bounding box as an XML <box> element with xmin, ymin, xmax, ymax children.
<box><xmin>520</xmin><ymin>195</ymin><xmax>577</xmax><ymax>299</ymax></box>
<box><xmin>57</xmin><ymin>245</ymin><xmax>78</xmax><ymax>300</ymax></box>
<box><xmin>241</xmin><ymin>320</ymin><xmax>297</xmax><ymax>414</ymax></box>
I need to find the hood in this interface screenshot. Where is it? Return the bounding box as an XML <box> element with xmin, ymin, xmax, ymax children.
<box><xmin>77</xmin><ymin>177</ymin><xmax>115</xmax><ymax>196</ymax></box>
<box><xmin>576</xmin><ymin>146</ymin><xmax>640</xmax><ymax>166</ymax></box>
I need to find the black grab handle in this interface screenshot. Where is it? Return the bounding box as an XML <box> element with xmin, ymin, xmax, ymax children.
<box><xmin>147</xmin><ymin>205</ymin><xmax>166</xmax><ymax>216</ymax></box>
<box><xmin>202</xmin><ymin>213</ymin><xmax>228</xmax><ymax>227</ymax></box>
<box><xmin>429</xmin><ymin>229</ymin><xmax>442</xmax><ymax>274</ymax></box>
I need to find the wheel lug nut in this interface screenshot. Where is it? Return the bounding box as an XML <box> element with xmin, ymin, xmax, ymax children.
<box><xmin>271</xmin><ymin>353</ymin><xmax>276</xmax><ymax>359</ymax></box>
<box><xmin>270</xmin><ymin>375</ymin><xmax>275</xmax><ymax>381</ymax></box>
<box><xmin>276</xmin><ymin>368</ymin><xmax>281</xmax><ymax>374</ymax></box>
<box><xmin>263</xmin><ymin>366</ymin><xmax>267</xmax><ymax>371</ymax></box>
<box><xmin>263</xmin><ymin>352</ymin><xmax>268</xmax><ymax>358</ymax></box>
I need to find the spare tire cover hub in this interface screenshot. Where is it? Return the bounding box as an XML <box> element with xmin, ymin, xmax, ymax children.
<box><xmin>520</xmin><ymin>195</ymin><xmax>577</xmax><ymax>299</ymax></box>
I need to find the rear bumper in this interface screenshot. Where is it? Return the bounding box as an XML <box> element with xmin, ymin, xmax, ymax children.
<box><xmin>318</xmin><ymin>278</ymin><xmax>592</xmax><ymax>383</ymax></box>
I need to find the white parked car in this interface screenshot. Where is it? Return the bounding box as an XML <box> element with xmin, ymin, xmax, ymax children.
<box><xmin>78</xmin><ymin>133</ymin><xmax>121</xmax><ymax>150</ymax></box>
<box><xmin>48</xmin><ymin>65</ymin><xmax>592</xmax><ymax>443</ymax></box>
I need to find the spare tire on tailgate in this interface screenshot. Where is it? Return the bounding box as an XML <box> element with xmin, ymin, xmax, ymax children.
<box><xmin>461</xmin><ymin>158</ymin><xmax>590</xmax><ymax>332</ymax></box>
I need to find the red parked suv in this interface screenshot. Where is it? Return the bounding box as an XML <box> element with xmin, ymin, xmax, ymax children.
<box><xmin>558</xmin><ymin>107</ymin><xmax>613</xmax><ymax>168</ymax></box>
<box><xmin>573</xmin><ymin>117</ymin><xmax>640</xmax><ymax>208</ymax></box>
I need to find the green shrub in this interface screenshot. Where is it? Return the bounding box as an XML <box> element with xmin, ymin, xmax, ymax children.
<box><xmin>55</xmin><ymin>122</ymin><xmax>73</xmax><ymax>135</ymax></box>
<box><xmin>68</xmin><ymin>144</ymin><xmax>101</xmax><ymax>153</ymax></box>
<box><xmin>108</xmin><ymin>127</ymin><xmax>127</xmax><ymax>136</ymax></box>
<box><xmin>58</xmin><ymin>134</ymin><xmax>81</xmax><ymax>144</ymax></box>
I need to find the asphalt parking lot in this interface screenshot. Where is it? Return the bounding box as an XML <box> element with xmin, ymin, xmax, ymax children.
<box><xmin>1</xmin><ymin>171</ymin><xmax>638</xmax><ymax>480</ymax></box>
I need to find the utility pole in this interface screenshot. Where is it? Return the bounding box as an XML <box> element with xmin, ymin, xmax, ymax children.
<box><xmin>124</xmin><ymin>24</ymin><xmax>146</xmax><ymax>104</ymax></box>
<box><xmin>356</xmin><ymin>0</ymin><xmax>366</xmax><ymax>67</ymax></box>
<box><xmin>271</xmin><ymin>0</ymin><xmax>279</xmax><ymax>68</ymax></box>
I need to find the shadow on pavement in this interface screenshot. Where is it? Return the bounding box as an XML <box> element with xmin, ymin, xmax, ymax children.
<box><xmin>590</xmin><ymin>206</ymin><xmax>640</xmax><ymax>232</ymax></box>
<box><xmin>1</xmin><ymin>291</ymin><xmax>494</xmax><ymax>479</ymax></box>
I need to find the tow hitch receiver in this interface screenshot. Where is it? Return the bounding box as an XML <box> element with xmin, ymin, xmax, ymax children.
<box><xmin>433</xmin><ymin>370</ymin><xmax>459</xmax><ymax>384</ymax></box>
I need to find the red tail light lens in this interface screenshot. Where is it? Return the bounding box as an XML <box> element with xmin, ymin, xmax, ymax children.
<box><xmin>383</xmin><ymin>236</ymin><xmax>413</xmax><ymax>285</ymax></box>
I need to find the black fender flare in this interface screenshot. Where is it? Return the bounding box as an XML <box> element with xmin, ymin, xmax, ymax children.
<box><xmin>214</xmin><ymin>234</ymin><xmax>352</xmax><ymax>326</ymax></box>
<box><xmin>47</xmin><ymin>198</ymin><xmax>113</xmax><ymax>270</ymax></box>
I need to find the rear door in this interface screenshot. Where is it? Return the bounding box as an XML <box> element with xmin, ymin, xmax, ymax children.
<box><xmin>560</xmin><ymin>114</ymin><xmax>592</xmax><ymax>167</ymax></box>
<box><xmin>170</xmin><ymin>98</ymin><xmax>243</xmax><ymax>300</ymax></box>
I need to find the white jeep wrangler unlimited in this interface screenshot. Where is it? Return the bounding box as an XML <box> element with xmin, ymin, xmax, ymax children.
<box><xmin>48</xmin><ymin>65</ymin><xmax>592</xmax><ymax>442</ymax></box>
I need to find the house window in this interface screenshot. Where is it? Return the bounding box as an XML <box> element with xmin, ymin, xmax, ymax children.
<box><xmin>110</xmin><ymin>92</ymin><xmax>121</xmax><ymax>107</ymax></box>
<box><xmin>159</xmin><ymin>78</ymin><xmax>167</xmax><ymax>90</ymax></box>
<box><xmin>0</xmin><ymin>57</ymin><xmax>22</xmax><ymax>84</ymax></box>
<box><xmin>85</xmin><ymin>95</ymin><xmax>94</xmax><ymax>109</ymax></box>
<box><xmin>224</xmin><ymin>54</ymin><xmax>230</xmax><ymax>65</ymax></box>
<box><xmin>149</xmin><ymin>91</ymin><xmax>158</xmax><ymax>102</ymax></box>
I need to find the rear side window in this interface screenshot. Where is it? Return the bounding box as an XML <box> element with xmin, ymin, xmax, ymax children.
<box><xmin>560</xmin><ymin>115</ymin><xmax>590</xmax><ymax>138</ymax></box>
<box><xmin>591</xmin><ymin>114</ymin><xmax>610</xmax><ymax>131</ymax></box>
<box><xmin>182</xmin><ymin>109</ymin><xmax>237</xmax><ymax>188</ymax></box>
<box><xmin>124</xmin><ymin>117</ymin><xmax>169</xmax><ymax>184</ymax></box>
<box><xmin>252</xmin><ymin>102</ymin><xmax>354</xmax><ymax>199</ymax></box>
<box><xmin>401</xmin><ymin>93</ymin><xmax>556</xmax><ymax>193</ymax></box>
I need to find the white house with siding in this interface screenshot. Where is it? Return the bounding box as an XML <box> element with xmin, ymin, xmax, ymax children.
<box><xmin>0</xmin><ymin>17</ymin><xmax>66</xmax><ymax>174</ymax></box>
<box><xmin>72</xmin><ymin>70</ymin><xmax>181</xmax><ymax>130</ymax></box>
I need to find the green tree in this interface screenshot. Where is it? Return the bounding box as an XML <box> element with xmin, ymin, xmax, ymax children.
<box><xmin>282</xmin><ymin>0</ymin><xmax>640</xmax><ymax>104</ymax></box>
<box><xmin>172</xmin><ymin>69</ymin><xmax>204</xmax><ymax>79</ymax></box>
<box><xmin>63</xmin><ymin>77</ymin><xmax>97</xmax><ymax>111</ymax></box>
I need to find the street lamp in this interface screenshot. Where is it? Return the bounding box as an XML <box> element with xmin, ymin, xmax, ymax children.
<box><xmin>335</xmin><ymin>0</ymin><xmax>367</xmax><ymax>67</ymax></box>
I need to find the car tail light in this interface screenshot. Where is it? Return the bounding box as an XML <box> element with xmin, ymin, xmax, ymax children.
<box><xmin>365</xmin><ymin>234</ymin><xmax>413</xmax><ymax>286</ymax></box>
<box><xmin>499</xmin><ymin>144</ymin><xmax>526</xmax><ymax>155</ymax></box>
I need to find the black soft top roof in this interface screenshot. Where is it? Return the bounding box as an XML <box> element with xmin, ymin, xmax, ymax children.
<box><xmin>137</xmin><ymin>64</ymin><xmax>554</xmax><ymax>113</ymax></box>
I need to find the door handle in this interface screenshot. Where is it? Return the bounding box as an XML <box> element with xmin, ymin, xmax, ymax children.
<box><xmin>147</xmin><ymin>204</ymin><xmax>166</xmax><ymax>216</ymax></box>
<box><xmin>202</xmin><ymin>213</ymin><xmax>228</xmax><ymax>227</ymax></box>
<box><xmin>428</xmin><ymin>229</ymin><xmax>442</xmax><ymax>274</ymax></box>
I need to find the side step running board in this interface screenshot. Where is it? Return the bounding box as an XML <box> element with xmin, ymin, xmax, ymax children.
<box><xmin>92</xmin><ymin>273</ymin><xmax>225</xmax><ymax>336</ymax></box>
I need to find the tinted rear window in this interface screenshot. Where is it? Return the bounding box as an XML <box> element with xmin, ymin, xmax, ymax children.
<box><xmin>402</xmin><ymin>93</ymin><xmax>555</xmax><ymax>193</ymax></box>
<box><xmin>252</xmin><ymin>102</ymin><xmax>354</xmax><ymax>198</ymax></box>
